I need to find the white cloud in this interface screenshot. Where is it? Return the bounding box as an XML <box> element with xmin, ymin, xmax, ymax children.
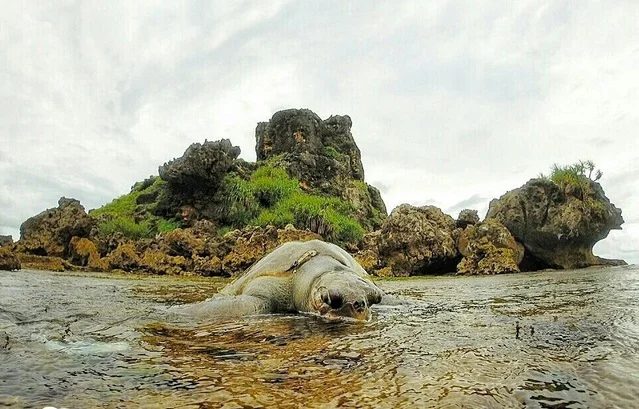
<box><xmin>0</xmin><ymin>1</ymin><xmax>637</xmax><ymax>264</ymax></box>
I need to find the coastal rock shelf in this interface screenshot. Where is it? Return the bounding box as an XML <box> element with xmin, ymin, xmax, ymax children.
<box><xmin>8</xmin><ymin>109</ymin><xmax>626</xmax><ymax>276</ymax></box>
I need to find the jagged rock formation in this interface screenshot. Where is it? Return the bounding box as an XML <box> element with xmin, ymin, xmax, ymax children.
<box><xmin>456</xmin><ymin>209</ymin><xmax>480</xmax><ymax>229</ymax></box>
<box><xmin>0</xmin><ymin>248</ymin><xmax>20</xmax><ymax>270</ymax></box>
<box><xmin>17</xmin><ymin>197</ymin><xmax>94</xmax><ymax>258</ymax></box>
<box><xmin>69</xmin><ymin>237</ymin><xmax>104</xmax><ymax>270</ymax></box>
<box><xmin>256</xmin><ymin>109</ymin><xmax>386</xmax><ymax>229</ymax></box>
<box><xmin>156</xmin><ymin>139</ymin><xmax>246</xmax><ymax>220</ymax></box>
<box><xmin>0</xmin><ymin>235</ymin><xmax>13</xmax><ymax>247</ymax></box>
<box><xmin>486</xmin><ymin>178</ymin><xmax>625</xmax><ymax>269</ymax></box>
<box><xmin>456</xmin><ymin>219</ymin><xmax>524</xmax><ymax>275</ymax></box>
<box><xmin>358</xmin><ymin>204</ymin><xmax>460</xmax><ymax>276</ymax></box>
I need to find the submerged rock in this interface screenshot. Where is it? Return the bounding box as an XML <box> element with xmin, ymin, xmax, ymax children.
<box><xmin>0</xmin><ymin>248</ymin><xmax>20</xmax><ymax>270</ymax></box>
<box><xmin>486</xmin><ymin>178</ymin><xmax>625</xmax><ymax>269</ymax></box>
<box><xmin>17</xmin><ymin>197</ymin><xmax>94</xmax><ymax>258</ymax></box>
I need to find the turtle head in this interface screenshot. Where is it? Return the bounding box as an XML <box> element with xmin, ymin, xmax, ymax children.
<box><xmin>310</xmin><ymin>270</ymin><xmax>383</xmax><ymax>321</ymax></box>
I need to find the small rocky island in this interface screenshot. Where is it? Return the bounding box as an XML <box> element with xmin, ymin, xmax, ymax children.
<box><xmin>0</xmin><ymin>109</ymin><xmax>626</xmax><ymax>275</ymax></box>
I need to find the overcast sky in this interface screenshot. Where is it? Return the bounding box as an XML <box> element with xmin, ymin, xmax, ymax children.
<box><xmin>1</xmin><ymin>1</ymin><xmax>637</xmax><ymax>263</ymax></box>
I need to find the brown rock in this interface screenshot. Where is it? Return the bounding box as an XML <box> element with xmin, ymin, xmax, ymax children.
<box><xmin>17</xmin><ymin>254</ymin><xmax>65</xmax><ymax>272</ymax></box>
<box><xmin>220</xmin><ymin>225</ymin><xmax>321</xmax><ymax>276</ymax></box>
<box><xmin>140</xmin><ymin>250</ymin><xmax>189</xmax><ymax>275</ymax></box>
<box><xmin>161</xmin><ymin>228</ymin><xmax>206</xmax><ymax>258</ymax></box>
<box><xmin>456</xmin><ymin>219</ymin><xmax>524</xmax><ymax>268</ymax></box>
<box><xmin>193</xmin><ymin>255</ymin><xmax>223</xmax><ymax>276</ymax></box>
<box><xmin>374</xmin><ymin>204</ymin><xmax>460</xmax><ymax>276</ymax></box>
<box><xmin>457</xmin><ymin>240</ymin><xmax>521</xmax><ymax>275</ymax></box>
<box><xmin>104</xmin><ymin>244</ymin><xmax>141</xmax><ymax>272</ymax></box>
<box><xmin>0</xmin><ymin>248</ymin><xmax>20</xmax><ymax>270</ymax></box>
<box><xmin>456</xmin><ymin>209</ymin><xmax>480</xmax><ymax>229</ymax></box>
<box><xmin>0</xmin><ymin>235</ymin><xmax>13</xmax><ymax>247</ymax></box>
<box><xmin>354</xmin><ymin>249</ymin><xmax>379</xmax><ymax>272</ymax></box>
<box><xmin>17</xmin><ymin>197</ymin><xmax>95</xmax><ymax>258</ymax></box>
<box><xmin>69</xmin><ymin>237</ymin><xmax>104</xmax><ymax>270</ymax></box>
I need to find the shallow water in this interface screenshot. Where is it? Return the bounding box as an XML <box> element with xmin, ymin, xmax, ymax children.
<box><xmin>1</xmin><ymin>266</ymin><xmax>638</xmax><ymax>408</ymax></box>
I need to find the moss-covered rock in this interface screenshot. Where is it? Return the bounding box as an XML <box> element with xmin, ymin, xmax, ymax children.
<box><xmin>104</xmin><ymin>244</ymin><xmax>141</xmax><ymax>272</ymax></box>
<box><xmin>457</xmin><ymin>240</ymin><xmax>520</xmax><ymax>275</ymax></box>
<box><xmin>219</xmin><ymin>225</ymin><xmax>321</xmax><ymax>276</ymax></box>
<box><xmin>455</xmin><ymin>219</ymin><xmax>524</xmax><ymax>275</ymax></box>
<box><xmin>69</xmin><ymin>236</ymin><xmax>104</xmax><ymax>269</ymax></box>
<box><xmin>456</xmin><ymin>209</ymin><xmax>479</xmax><ymax>229</ymax></box>
<box><xmin>255</xmin><ymin>109</ymin><xmax>386</xmax><ymax>230</ymax></box>
<box><xmin>360</xmin><ymin>204</ymin><xmax>460</xmax><ymax>276</ymax></box>
<box><xmin>140</xmin><ymin>250</ymin><xmax>190</xmax><ymax>275</ymax></box>
<box><xmin>17</xmin><ymin>254</ymin><xmax>66</xmax><ymax>272</ymax></box>
<box><xmin>17</xmin><ymin>197</ymin><xmax>94</xmax><ymax>258</ymax></box>
<box><xmin>0</xmin><ymin>248</ymin><xmax>20</xmax><ymax>271</ymax></box>
<box><xmin>193</xmin><ymin>255</ymin><xmax>223</xmax><ymax>276</ymax></box>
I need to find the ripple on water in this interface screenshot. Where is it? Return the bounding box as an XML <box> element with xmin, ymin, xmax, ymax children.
<box><xmin>1</xmin><ymin>267</ymin><xmax>639</xmax><ymax>407</ymax></box>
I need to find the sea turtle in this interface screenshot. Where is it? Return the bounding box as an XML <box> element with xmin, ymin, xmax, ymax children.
<box><xmin>172</xmin><ymin>239</ymin><xmax>385</xmax><ymax>321</ymax></box>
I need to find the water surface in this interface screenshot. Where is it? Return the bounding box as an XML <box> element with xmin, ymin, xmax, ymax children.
<box><xmin>1</xmin><ymin>266</ymin><xmax>638</xmax><ymax>408</ymax></box>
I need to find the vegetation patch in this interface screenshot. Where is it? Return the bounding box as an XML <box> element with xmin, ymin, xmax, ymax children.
<box><xmin>539</xmin><ymin>160</ymin><xmax>603</xmax><ymax>196</ymax></box>
<box><xmin>323</xmin><ymin>145</ymin><xmax>345</xmax><ymax>160</ymax></box>
<box><xmin>539</xmin><ymin>160</ymin><xmax>608</xmax><ymax>218</ymax></box>
<box><xmin>91</xmin><ymin>178</ymin><xmax>179</xmax><ymax>238</ymax></box>
<box><xmin>220</xmin><ymin>164</ymin><xmax>365</xmax><ymax>244</ymax></box>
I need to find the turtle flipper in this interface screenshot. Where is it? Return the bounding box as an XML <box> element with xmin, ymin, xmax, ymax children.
<box><xmin>170</xmin><ymin>295</ymin><xmax>272</xmax><ymax>319</ymax></box>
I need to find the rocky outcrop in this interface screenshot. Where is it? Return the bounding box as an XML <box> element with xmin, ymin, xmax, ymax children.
<box><xmin>0</xmin><ymin>248</ymin><xmax>20</xmax><ymax>270</ymax></box>
<box><xmin>17</xmin><ymin>254</ymin><xmax>66</xmax><ymax>272</ymax></box>
<box><xmin>103</xmin><ymin>243</ymin><xmax>141</xmax><ymax>272</ymax></box>
<box><xmin>155</xmin><ymin>139</ymin><xmax>244</xmax><ymax>220</ymax></box>
<box><xmin>0</xmin><ymin>235</ymin><xmax>13</xmax><ymax>247</ymax></box>
<box><xmin>217</xmin><ymin>224</ymin><xmax>322</xmax><ymax>275</ymax></box>
<box><xmin>256</xmin><ymin>109</ymin><xmax>386</xmax><ymax>229</ymax></box>
<box><xmin>69</xmin><ymin>236</ymin><xmax>105</xmax><ymax>270</ymax></box>
<box><xmin>456</xmin><ymin>209</ymin><xmax>479</xmax><ymax>229</ymax></box>
<box><xmin>159</xmin><ymin>139</ymin><xmax>241</xmax><ymax>188</ymax></box>
<box><xmin>486</xmin><ymin>178</ymin><xmax>625</xmax><ymax>269</ymax></box>
<box><xmin>17</xmin><ymin>197</ymin><xmax>95</xmax><ymax>258</ymax></box>
<box><xmin>94</xmin><ymin>224</ymin><xmax>320</xmax><ymax>276</ymax></box>
<box><xmin>358</xmin><ymin>204</ymin><xmax>460</xmax><ymax>276</ymax></box>
<box><xmin>456</xmin><ymin>219</ymin><xmax>524</xmax><ymax>275</ymax></box>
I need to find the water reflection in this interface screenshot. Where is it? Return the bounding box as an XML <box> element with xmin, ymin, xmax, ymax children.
<box><xmin>0</xmin><ymin>266</ymin><xmax>638</xmax><ymax>408</ymax></box>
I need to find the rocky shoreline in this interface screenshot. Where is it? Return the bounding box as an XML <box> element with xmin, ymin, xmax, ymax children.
<box><xmin>0</xmin><ymin>109</ymin><xmax>626</xmax><ymax>275</ymax></box>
